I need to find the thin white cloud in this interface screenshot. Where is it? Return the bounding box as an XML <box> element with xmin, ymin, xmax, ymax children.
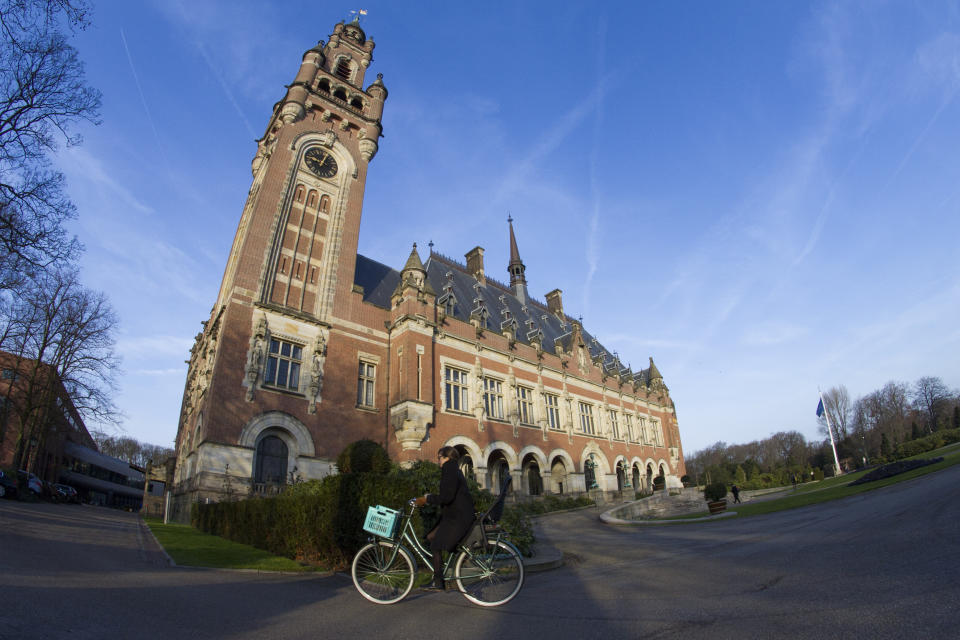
<box><xmin>583</xmin><ymin>14</ymin><xmax>608</xmax><ymax>314</ymax></box>
<box><xmin>740</xmin><ymin>323</ymin><xmax>809</xmax><ymax>347</ymax></box>
<box><xmin>120</xmin><ymin>27</ymin><xmax>173</xmax><ymax>181</ymax></box>
<box><xmin>135</xmin><ymin>368</ymin><xmax>186</xmax><ymax>376</ymax></box>
<box><xmin>60</xmin><ymin>147</ymin><xmax>154</xmax><ymax>215</ymax></box>
<box><xmin>117</xmin><ymin>335</ymin><xmax>194</xmax><ymax>359</ymax></box>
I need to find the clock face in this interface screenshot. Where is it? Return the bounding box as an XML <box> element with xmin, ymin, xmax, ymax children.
<box><xmin>304</xmin><ymin>147</ymin><xmax>338</xmax><ymax>178</ymax></box>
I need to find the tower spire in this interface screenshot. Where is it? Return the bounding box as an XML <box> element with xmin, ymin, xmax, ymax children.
<box><xmin>507</xmin><ymin>216</ymin><xmax>528</xmax><ymax>303</ymax></box>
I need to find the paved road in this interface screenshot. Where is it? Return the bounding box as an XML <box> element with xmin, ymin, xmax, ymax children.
<box><xmin>2</xmin><ymin>464</ymin><xmax>958</xmax><ymax>639</ymax></box>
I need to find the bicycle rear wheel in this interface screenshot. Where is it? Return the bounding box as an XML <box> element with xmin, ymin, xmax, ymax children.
<box><xmin>351</xmin><ymin>541</ymin><xmax>415</xmax><ymax>604</ymax></box>
<box><xmin>454</xmin><ymin>539</ymin><xmax>524</xmax><ymax>607</ymax></box>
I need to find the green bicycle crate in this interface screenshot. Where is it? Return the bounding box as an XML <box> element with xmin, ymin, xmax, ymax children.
<box><xmin>363</xmin><ymin>505</ymin><xmax>400</xmax><ymax>538</ymax></box>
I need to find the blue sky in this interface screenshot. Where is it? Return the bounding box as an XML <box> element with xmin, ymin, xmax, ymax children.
<box><xmin>59</xmin><ymin>1</ymin><xmax>960</xmax><ymax>455</ymax></box>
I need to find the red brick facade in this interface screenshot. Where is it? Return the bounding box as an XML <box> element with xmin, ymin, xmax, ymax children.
<box><xmin>172</xmin><ymin>19</ymin><xmax>685</xmax><ymax>514</ymax></box>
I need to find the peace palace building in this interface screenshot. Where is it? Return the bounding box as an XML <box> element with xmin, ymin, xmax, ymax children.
<box><xmin>172</xmin><ymin>19</ymin><xmax>687</xmax><ymax>513</ymax></box>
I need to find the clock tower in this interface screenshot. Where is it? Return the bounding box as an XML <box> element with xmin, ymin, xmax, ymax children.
<box><xmin>173</xmin><ymin>18</ymin><xmax>391</xmax><ymax>507</ymax></box>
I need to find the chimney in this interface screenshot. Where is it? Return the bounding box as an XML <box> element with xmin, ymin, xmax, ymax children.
<box><xmin>545</xmin><ymin>289</ymin><xmax>563</xmax><ymax>317</ymax></box>
<box><xmin>465</xmin><ymin>246</ymin><xmax>485</xmax><ymax>284</ymax></box>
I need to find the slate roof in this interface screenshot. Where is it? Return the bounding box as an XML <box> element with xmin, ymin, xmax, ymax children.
<box><xmin>353</xmin><ymin>251</ymin><xmax>655</xmax><ymax>386</ymax></box>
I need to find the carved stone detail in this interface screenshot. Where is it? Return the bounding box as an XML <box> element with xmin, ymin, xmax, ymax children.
<box><xmin>243</xmin><ymin>315</ymin><xmax>268</xmax><ymax>401</ymax></box>
<box><xmin>305</xmin><ymin>332</ymin><xmax>327</xmax><ymax>413</ymax></box>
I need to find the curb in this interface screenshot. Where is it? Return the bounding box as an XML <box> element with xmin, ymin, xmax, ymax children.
<box><xmin>599</xmin><ymin>510</ymin><xmax>738</xmax><ymax>526</ymax></box>
<box><xmin>523</xmin><ymin>549</ymin><xmax>564</xmax><ymax>572</ymax></box>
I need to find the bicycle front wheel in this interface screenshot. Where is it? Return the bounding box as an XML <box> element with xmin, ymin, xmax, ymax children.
<box><xmin>351</xmin><ymin>541</ymin><xmax>415</xmax><ymax>605</ymax></box>
<box><xmin>454</xmin><ymin>539</ymin><xmax>524</xmax><ymax>607</ymax></box>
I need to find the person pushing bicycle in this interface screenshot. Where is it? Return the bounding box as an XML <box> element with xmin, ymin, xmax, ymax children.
<box><xmin>415</xmin><ymin>446</ymin><xmax>475</xmax><ymax>591</ymax></box>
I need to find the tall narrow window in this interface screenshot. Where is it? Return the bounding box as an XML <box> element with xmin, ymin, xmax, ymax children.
<box><xmin>609</xmin><ymin>410</ymin><xmax>620</xmax><ymax>439</ymax></box>
<box><xmin>335</xmin><ymin>59</ymin><xmax>351</xmax><ymax>80</ymax></box>
<box><xmin>517</xmin><ymin>386</ymin><xmax>533</xmax><ymax>425</ymax></box>
<box><xmin>357</xmin><ymin>361</ymin><xmax>376</xmax><ymax>408</ymax></box>
<box><xmin>484</xmin><ymin>378</ymin><xmax>504</xmax><ymax>420</ymax></box>
<box><xmin>264</xmin><ymin>339</ymin><xmax>302</xmax><ymax>391</ymax></box>
<box><xmin>624</xmin><ymin>414</ymin><xmax>634</xmax><ymax>442</ymax></box>
<box><xmin>653</xmin><ymin>420</ymin><xmax>664</xmax><ymax>446</ymax></box>
<box><xmin>545</xmin><ymin>393</ymin><xmax>561</xmax><ymax>430</ymax></box>
<box><xmin>445</xmin><ymin>367</ymin><xmax>468</xmax><ymax>413</ymax></box>
<box><xmin>578</xmin><ymin>402</ymin><xmax>595</xmax><ymax>435</ymax></box>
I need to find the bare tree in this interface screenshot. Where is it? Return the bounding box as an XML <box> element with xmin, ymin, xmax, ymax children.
<box><xmin>0</xmin><ymin>0</ymin><xmax>100</xmax><ymax>289</ymax></box>
<box><xmin>0</xmin><ymin>268</ymin><xmax>119</xmax><ymax>469</ymax></box>
<box><xmin>911</xmin><ymin>376</ymin><xmax>951</xmax><ymax>433</ymax></box>
<box><xmin>817</xmin><ymin>385</ymin><xmax>852</xmax><ymax>442</ymax></box>
<box><xmin>90</xmin><ymin>429</ymin><xmax>174</xmax><ymax>467</ymax></box>
<box><xmin>768</xmin><ymin>430</ymin><xmax>807</xmax><ymax>467</ymax></box>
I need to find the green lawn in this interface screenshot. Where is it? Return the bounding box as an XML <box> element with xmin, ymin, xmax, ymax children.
<box><xmin>713</xmin><ymin>443</ymin><xmax>960</xmax><ymax>519</ymax></box>
<box><xmin>144</xmin><ymin>518</ymin><xmax>322</xmax><ymax>572</ymax></box>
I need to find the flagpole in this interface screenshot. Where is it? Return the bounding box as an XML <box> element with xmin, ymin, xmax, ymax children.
<box><xmin>819</xmin><ymin>388</ymin><xmax>843</xmax><ymax>476</ymax></box>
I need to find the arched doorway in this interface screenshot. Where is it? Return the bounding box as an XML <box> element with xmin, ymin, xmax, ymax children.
<box><xmin>455</xmin><ymin>445</ymin><xmax>475</xmax><ymax>482</ymax></box>
<box><xmin>632</xmin><ymin>463</ymin><xmax>641</xmax><ymax>492</ymax></box>
<box><xmin>584</xmin><ymin>455</ymin><xmax>599</xmax><ymax>490</ymax></box>
<box><xmin>522</xmin><ymin>454</ymin><xmax>543</xmax><ymax>496</ymax></box>
<box><xmin>551</xmin><ymin>458</ymin><xmax>568</xmax><ymax>495</ymax></box>
<box><xmin>646</xmin><ymin>463</ymin><xmax>654</xmax><ymax>491</ymax></box>
<box><xmin>254</xmin><ymin>435</ymin><xmax>288</xmax><ymax>489</ymax></box>
<box><xmin>488</xmin><ymin>451</ymin><xmax>510</xmax><ymax>494</ymax></box>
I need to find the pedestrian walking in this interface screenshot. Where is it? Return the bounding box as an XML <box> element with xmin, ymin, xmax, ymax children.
<box><xmin>731</xmin><ymin>484</ymin><xmax>742</xmax><ymax>504</ymax></box>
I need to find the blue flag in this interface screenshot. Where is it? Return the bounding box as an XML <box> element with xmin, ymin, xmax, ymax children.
<box><xmin>816</xmin><ymin>398</ymin><xmax>824</xmax><ymax>417</ymax></box>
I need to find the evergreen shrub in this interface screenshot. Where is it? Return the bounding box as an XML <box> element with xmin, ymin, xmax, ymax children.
<box><xmin>336</xmin><ymin>439</ymin><xmax>391</xmax><ymax>474</ymax></box>
<box><xmin>892</xmin><ymin>429</ymin><xmax>959</xmax><ymax>461</ymax></box>
<box><xmin>703</xmin><ymin>481</ymin><xmax>727</xmax><ymax>502</ymax></box>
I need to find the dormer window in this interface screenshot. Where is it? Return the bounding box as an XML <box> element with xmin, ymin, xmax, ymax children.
<box><xmin>335</xmin><ymin>58</ymin><xmax>352</xmax><ymax>81</ymax></box>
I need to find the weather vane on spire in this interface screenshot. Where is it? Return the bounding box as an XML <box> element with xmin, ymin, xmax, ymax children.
<box><xmin>348</xmin><ymin>9</ymin><xmax>368</xmax><ymax>24</ymax></box>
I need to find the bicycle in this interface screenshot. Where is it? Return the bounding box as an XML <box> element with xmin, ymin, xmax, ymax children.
<box><xmin>351</xmin><ymin>477</ymin><xmax>523</xmax><ymax>607</ymax></box>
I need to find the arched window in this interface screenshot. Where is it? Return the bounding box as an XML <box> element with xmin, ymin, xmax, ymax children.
<box><xmin>317</xmin><ymin>78</ymin><xmax>330</xmax><ymax>93</ymax></box>
<box><xmin>295</xmin><ymin>185</ymin><xmax>305</xmax><ymax>203</ymax></box>
<box><xmin>334</xmin><ymin>88</ymin><xmax>347</xmax><ymax>101</ymax></box>
<box><xmin>319</xmin><ymin>195</ymin><xmax>330</xmax><ymax>213</ymax></box>
<box><xmin>350</xmin><ymin>97</ymin><xmax>363</xmax><ymax>110</ymax></box>
<box><xmin>335</xmin><ymin>58</ymin><xmax>351</xmax><ymax>81</ymax></box>
<box><xmin>254</xmin><ymin>435</ymin><xmax>288</xmax><ymax>486</ymax></box>
<box><xmin>307</xmin><ymin>190</ymin><xmax>317</xmax><ymax>208</ymax></box>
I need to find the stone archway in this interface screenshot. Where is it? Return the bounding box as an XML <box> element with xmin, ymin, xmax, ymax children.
<box><xmin>522</xmin><ymin>453</ymin><xmax>543</xmax><ymax>496</ymax></box>
<box><xmin>550</xmin><ymin>457</ymin><xmax>568</xmax><ymax>495</ymax></box>
<box><xmin>488</xmin><ymin>450</ymin><xmax>511</xmax><ymax>494</ymax></box>
<box><xmin>646</xmin><ymin>463</ymin><xmax>654</xmax><ymax>491</ymax></box>
<box><xmin>454</xmin><ymin>444</ymin><xmax>476</xmax><ymax>482</ymax></box>
<box><xmin>616</xmin><ymin>460</ymin><xmax>626</xmax><ymax>492</ymax></box>
<box><xmin>632</xmin><ymin>463</ymin><xmax>641</xmax><ymax>492</ymax></box>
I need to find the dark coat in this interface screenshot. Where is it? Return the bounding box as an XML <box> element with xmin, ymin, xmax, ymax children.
<box><xmin>426</xmin><ymin>459</ymin><xmax>475</xmax><ymax>552</ymax></box>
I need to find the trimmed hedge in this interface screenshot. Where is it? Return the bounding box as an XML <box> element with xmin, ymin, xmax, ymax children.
<box><xmin>848</xmin><ymin>457</ymin><xmax>944</xmax><ymax>486</ymax></box>
<box><xmin>892</xmin><ymin>429</ymin><xmax>959</xmax><ymax>460</ymax></box>
<box><xmin>192</xmin><ymin>460</ymin><xmax>535</xmax><ymax>569</ymax></box>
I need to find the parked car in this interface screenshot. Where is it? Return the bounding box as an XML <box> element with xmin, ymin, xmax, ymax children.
<box><xmin>0</xmin><ymin>470</ymin><xmax>17</xmax><ymax>499</ymax></box>
<box><xmin>17</xmin><ymin>470</ymin><xmax>43</xmax><ymax>496</ymax></box>
<box><xmin>53</xmin><ymin>483</ymin><xmax>79</xmax><ymax>504</ymax></box>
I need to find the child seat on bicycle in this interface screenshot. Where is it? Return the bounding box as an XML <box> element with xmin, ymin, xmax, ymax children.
<box><xmin>460</xmin><ymin>474</ymin><xmax>512</xmax><ymax>550</ymax></box>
